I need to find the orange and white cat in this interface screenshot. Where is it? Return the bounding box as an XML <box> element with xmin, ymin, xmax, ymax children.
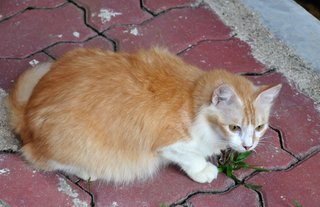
<box><xmin>6</xmin><ymin>48</ymin><xmax>281</xmax><ymax>184</ymax></box>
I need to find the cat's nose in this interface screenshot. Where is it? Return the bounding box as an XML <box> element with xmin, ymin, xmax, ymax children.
<box><xmin>243</xmin><ymin>145</ymin><xmax>252</xmax><ymax>151</ymax></box>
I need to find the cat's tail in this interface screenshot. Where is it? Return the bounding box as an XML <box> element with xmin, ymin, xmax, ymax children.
<box><xmin>6</xmin><ymin>62</ymin><xmax>52</xmax><ymax>134</ymax></box>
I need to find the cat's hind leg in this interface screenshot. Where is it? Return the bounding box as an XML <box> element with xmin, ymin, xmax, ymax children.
<box><xmin>48</xmin><ymin>160</ymin><xmax>97</xmax><ymax>181</ymax></box>
<box><xmin>21</xmin><ymin>144</ymin><xmax>97</xmax><ymax>181</ymax></box>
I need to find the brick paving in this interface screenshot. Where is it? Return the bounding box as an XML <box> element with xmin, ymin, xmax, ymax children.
<box><xmin>0</xmin><ymin>1</ymin><xmax>319</xmax><ymax>207</ymax></box>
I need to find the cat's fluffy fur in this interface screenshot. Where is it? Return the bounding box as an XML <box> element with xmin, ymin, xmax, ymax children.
<box><xmin>6</xmin><ymin>48</ymin><xmax>281</xmax><ymax>184</ymax></box>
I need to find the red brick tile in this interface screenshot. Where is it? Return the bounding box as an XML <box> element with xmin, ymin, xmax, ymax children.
<box><xmin>0</xmin><ymin>4</ymin><xmax>96</xmax><ymax>58</ymax></box>
<box><xmin>143</xmin><ymin>0</ymin><xmax>197</xmax><ymax>14</ymax></box>
<box><xmin>0</xmin><ymin>0</ymin><xmax>66</xmax><ymax>20</ymax></box>
<box><xmin>233</xmin><ymin>129</ymin><xmax>296</xmax><ymax>180</ymax></box>
<box><xmin>0</xmin><ymin>53</ymin><xmax>52</xmax><ymax>91</ymax></box>
<box><xmin>0</xmin><ymin>153</ymin><xmax>91</xmax><ymax>207</ymax></box>
<box><xmin>78</xmin><ymin>165</ymin><xmax>234</xmax><ymax>206</ymax></box>
<box><xmin>249</xmin><ymin>152</ymin><xmax>320</xmax><ymax>207</ymax></box>
<box><xmin>74</xmin><ymin>0</ymin><xmax>152</xmax><ymax>32</ymax></box>
<box><xmin>249</xmin><ymin>73</ymin><xmax>320</xmax><ymax>157</ymax></box>
<box><xmin>45</xmin><ymin>36</ymin><xmax>114</xmax><ymax>59</ymax></box>
<box><xmin>180</xmin><ymin>38</ymin><xmax>265</xmax><ymax>73</ymax></box>
<box><xmin>188</xmin><ymin>186</ymin><xmax>260</xmax><ymax>207</ymax></box>
<box><xmin>105</xmin><ymin>6</ymin><xmax>231</xmax><ymax>53</ymax></box>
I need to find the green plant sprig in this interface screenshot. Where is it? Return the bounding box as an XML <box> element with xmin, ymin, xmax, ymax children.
<box><xmin>217</xmin><ymin>150</ymin><xmax>270</xmax><ymax>190</ymax></box>
<box><xmin>294</xmin><ymin>200</ymin><xmax>302</xmax><ymax>207</ymax></box>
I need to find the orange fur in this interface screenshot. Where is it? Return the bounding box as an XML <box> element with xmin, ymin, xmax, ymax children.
<box><xmin>7</xmin><ymin>48</ymin><xmax>280</xmax><ymax>183</ymax></box>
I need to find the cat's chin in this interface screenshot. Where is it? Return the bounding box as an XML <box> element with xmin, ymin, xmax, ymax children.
<box><xmin>234</xmin><ymin>149</ymin><xmax>247</xmax><ymax>153</ymax></box>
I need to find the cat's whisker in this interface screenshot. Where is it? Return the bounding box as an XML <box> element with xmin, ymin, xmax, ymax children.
<box><xmin>258</xmin><ymin>140</ymin><xmax>272</xmax><ymax>145</ymax></box>
<box><xmin>259</xmin><ymin>136</ymin><xmax>273</xmax><ymax>141</ymax></box>
<box><xmin>255</xmin><ymin>140</ymin><xmax>280</xmax><ymax>152</ymax></box>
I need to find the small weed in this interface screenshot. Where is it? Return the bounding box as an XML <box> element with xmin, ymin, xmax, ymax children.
<box><xmin>294</xmin><ymin>200</ymin><xmax>302</xmax><ymax>207</ymax></box>
<box><xmin>159</xmin><ymin>202</ymin><xmax>167</xmax><ymax>207</ymax></box>
<box><xmin>217</xmin><ymin>149</ymin><xmax>270</xmax><ymax>190</ymax></box>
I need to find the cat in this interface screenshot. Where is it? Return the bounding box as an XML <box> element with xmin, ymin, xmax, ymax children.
<box><xmin>6</xmin><ymin>48</ymin><xmax>281</xmax><ymax>184</ymax></box>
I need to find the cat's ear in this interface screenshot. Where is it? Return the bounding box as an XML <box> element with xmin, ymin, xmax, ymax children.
<box><xmin>255</xmin><ymin>84</ymin><xmax>282</xmax><ymax>105</ymax></box>
<box><xmin>212</xmin><ymin>84</ymin><xmax>240</xmax><ymax>106</ymax></box>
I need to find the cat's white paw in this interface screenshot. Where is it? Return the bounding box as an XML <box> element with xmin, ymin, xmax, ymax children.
<box><xmin>188</xmin><ymin>162</ymin><xmax>218</xmax><ymax>183</ymax></box>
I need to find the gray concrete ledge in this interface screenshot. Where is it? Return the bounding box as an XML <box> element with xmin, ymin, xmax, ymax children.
<box><xmin>242</xmin><ymin>0</ymin><xmax>320</xmax><ymax>72</ymax></box>
<box><xmin>206</xmin><ymin>0</ymin><xmax>320</xmax><ymax>111</ymax></box>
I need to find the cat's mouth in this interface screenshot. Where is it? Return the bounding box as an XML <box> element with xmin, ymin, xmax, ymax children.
<box><xmin>229</xmin><ymin>144</ymin><xmax>251</xmax><ymax>153</ymax></box>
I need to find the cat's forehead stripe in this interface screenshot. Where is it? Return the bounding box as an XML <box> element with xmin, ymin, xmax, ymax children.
<box><xmin>243</xmin><ymin>99</ymin><xmax>256</xmax><ymax>125</ymax></box>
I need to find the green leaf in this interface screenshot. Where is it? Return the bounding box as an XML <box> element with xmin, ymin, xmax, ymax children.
<box><xmin>159</xmin><ymin>203</ymin><xmax>167</xmax><ymax>207</ymax></box>
<box><xmin>235</xmin><ymin>151</ymin><xmax>252</xmax><ymax>162</ymax></box>
<box><xmin>235</xmin><ymin>161</ymin><xmax>250</xmax><ymax>168</ymax></box>
<box><xmin>294</xmin><ymin>200</ymin><xmax>302</xmax><ymax>207</ymax></box>
<box><xmin>226</xmin><ymin>165</ymin><xmax>233</xmax><ymax>177</ymax></box>
<box><xmin>218</xmin><ymin>166</ymin><xmax>225</xmax><ymax>173</ymax></box>
<box><xmin>245</xmin><ymin>183</ymin><xmax>262</xmax><ymax>190</ymax></box>
<box><xmin>229</xmin><ymin>152</ymin><xmax>235</xmax><ymax>162</ymax></box>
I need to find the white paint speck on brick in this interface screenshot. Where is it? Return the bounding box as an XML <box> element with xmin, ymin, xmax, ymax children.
<box><xmin>0</xmin><ymin>168</ymin><xmax>10</xmax><ymax>175</ymax></box>
<box><xmin>73</xmin><ymin>198</ymin><xmax>89</xmax><ymax>207</ymax></box>
<box><xmin>73</xmin><ymin>32</ymin><xmax>80</xmax><ymax>38</ymax></box>
<box><xmin>130</xmin><ymin>27</ymin><xmax>139</xmax><ymax>36</ymax></box>
<box><xmin>29</xmin><ymin>59</ymin><xmax>39</xmax><ymax>67</ymax></box>
<box><xmin>111</xmin><ymin>201</ymin><xmax>119</xmax><ymax>207</ymax></box>
<box><xmin>57</xmin><ymin>176</ymin><xmax>88</xmax><ymax>207</ymax></box>
<box><xmin>98</xmin><ymin>9</ymin><xmax>122</xmax><ymax>23</ymax></box>
<box><xmin>58</xmin><ymin>34</ymin><xmax>63</xmax><ymax>38</ymax></box>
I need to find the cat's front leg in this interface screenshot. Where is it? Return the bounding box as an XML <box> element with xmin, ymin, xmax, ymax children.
<box><xmin>160</xmin><ymin>146</ymin><xmax>218</xmax><ymax>183</ymax></box>
<box><xmin>187</xmin><ymin>162</ymin><xmax>218</xmax><ymax>184</ymax></box>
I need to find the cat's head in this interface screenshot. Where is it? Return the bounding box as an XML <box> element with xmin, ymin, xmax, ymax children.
<box><xmin>207</xmin><ymin>83</ymin><xmax>281</xmax><ymax>152</ymax></box>
<box><xmin>195</xmin><ymin>71</ymin><xmax>281</xmax><ymax>153</ymax></box>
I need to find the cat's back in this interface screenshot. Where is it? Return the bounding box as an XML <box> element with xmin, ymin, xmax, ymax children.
<box><xmin>35</xmin><ymin>48</ymin><xmax>202</xmax><ymax>98</ymax></box>
<box><xmin>27</xmin><ymin>48</ymin><xmax>201</xmax><ymax>149</ymax></box>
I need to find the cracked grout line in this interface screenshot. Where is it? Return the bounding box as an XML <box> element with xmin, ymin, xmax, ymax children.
<box><xmin>100</xmin><ymin>2</ymin><xmax>213</xmax><ymax>38</ymax></box>
<box><xmin>141</xmin><ymin>0</ymin><xmax>206</xmax><ymax>17</ymax></box>
<box><xmin>42</xmin><ymin>50</ymin><xmax>57</xmax><ymax>61</ymax></box>
<box><xmin>270</xmin><ymin>125</ymin><xmax>320</xmax><ymax>161</ymax></box>
<box><xmin>242</xmin><ymin>149</ymin><xmax>320</xmax><ymax>181</ymax></box>
<box><xmin>0</xmin><ymin>0</ymin><xmax>234</xmax><ymax>59</ymax></box>
<box><xmin>170</xmin><ymin>184</ymin><xmax>238</xmax><ymax>206</ymax></box>
<box><xmin>249</xmin><ymin>188</ymin><xmax>265</xmax><ymax>207</ymax></box>
<box><xmin>67</xmin><ymin>0</ymin><xmax>117</xmax><ymax>52</ymax></box>
<box><xmin>282</xmin><ymin>148</ymin><xmax>320</xmax><ymax>171</ymax></box>
<box><xmin>62</xmin><ymin>174</ymin><xmax>96</xmax><ymax>207</ymax></box>
<box><xmin>0</xmin><ymin>34</ymin><xmax>104</xmax><ymax>60</ymax></box>
<box><xmin>176</xmin><ymin>35</ymin><xmax>238</xmax><ymax>56</ymax></box>
<box><xmin>42</xmin><ymin>34</ymin><xmax>102</xmax><ymax>56</ymax></box>
<box><xmin>240</xmin><ymin>67</ymin><xmax>276</xmax><ymax>76</ymax></box>
<box><xmin>268</xmin><ymin>125</ymin><xmax>301</xmax><ymax>160</ymax></box>
<box><xmin>98</xmin><ymin>4</ymin><xmax>200</xmax><ymax>35</ymax></box>
<box><xmin>140</xmin><ymin>0</ymin><xmax>156</xmax><ymax>16</ymax></box>
<box><xmin>0</xmin><ymin>50</ymin><xmax>49</xmax><ymax>61</ymax></box>
<box><xmin>0</xmin><ymin>2</ymin><xmax>120</xmax><ymax>60</ymax></box>
<box><xmin>0</xmin><ymin>1</ymin><xmax>70</xmax><ymax>24</ymax></box>
<box><xmin>242</xmin><ymin>150</ymin><xmax>320</xmax><ymax>207</ymax></box>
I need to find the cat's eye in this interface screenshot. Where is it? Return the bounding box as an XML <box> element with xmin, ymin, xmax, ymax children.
<box><xmin>255</xmin><ymin>124</ymin><xmax>265</xmax><ymax>131</ymax></box>
<box><xmin>228</xmin><ymin>125</ymin><xmax>241</xmax><ymax>132</ymax></box>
